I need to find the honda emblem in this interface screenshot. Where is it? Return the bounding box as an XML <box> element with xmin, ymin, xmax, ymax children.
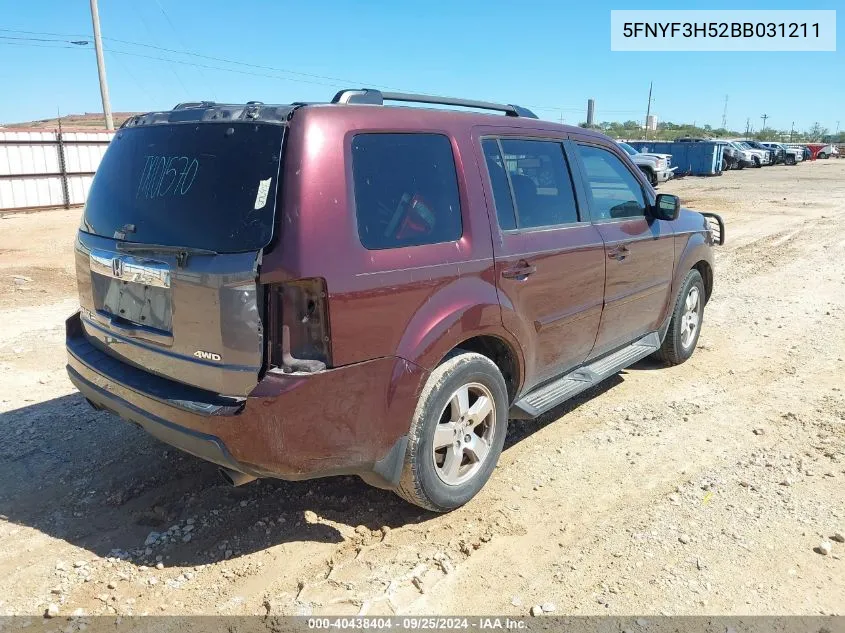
<box><xmin>111</xmin><ymin>258</ymin><xmax>124</xmax><ymax>278</ymax></box>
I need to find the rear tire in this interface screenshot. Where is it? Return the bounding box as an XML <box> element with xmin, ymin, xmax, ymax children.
<box><xmin>396</xmin><ymin>351</ymin><xmax>509</xmax><ymax>512</ymax></box>
<box><xmin>818</xmin><ymin>152</ymin><xmax>828</xmax><ymax>159</ymax></box>
<box><xmin>654</xmin><ymin>269</ymin><xmax>705</xmax><ymax>366</ymax></box>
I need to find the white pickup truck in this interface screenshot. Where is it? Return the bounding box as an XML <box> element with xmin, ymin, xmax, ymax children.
<box><xmin>760</xmin><ymin>142</ymin><xmax>803</xmax><ymax>165</ymax></box>
<box><xmin>617</xmin><ymin>142</ymin><xmax>676</xmax><ymax>187</ymax></box>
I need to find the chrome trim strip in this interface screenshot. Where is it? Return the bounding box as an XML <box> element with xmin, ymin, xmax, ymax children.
<box><xmin>90</xmin><ymin>249</ymin><xmax>171</xmax><ymax>288</ymax></box>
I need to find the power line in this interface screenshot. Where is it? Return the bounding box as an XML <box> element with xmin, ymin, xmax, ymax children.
<box><xmin>0</xmin><ymin>27</ymin><xmax>404</xmax><ymax>90</ymax></box>
<box><xmin>0</xmin><ymin>40</ymin><xmax>353</xmax><ymax>89</ymax></box>
<box><xmin>0</xmin><ymin>40</ymin><xmax>82</xmax><ymax>50</ymax></box>
<box><xmin>105</xmin><ymin>49</ymin><xmax>349</xmax><ymax>88</ymax></box>
<box><xmin>0</xmin><ymin>34</ymin><xmax>84</xmax><ymax>43</ymax></box>
<box><xmin>153</xmin><ymin>0</ymin><xmax>216</xmax><ymax>100</ymax></box>
<box><xmin>136</xmin><ymin>5</ymin><xmax>190</xmax><ymax>100</ymax></box>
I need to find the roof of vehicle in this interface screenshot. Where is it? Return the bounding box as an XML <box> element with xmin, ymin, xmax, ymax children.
<box><xmin>119</xmin><ymin>88</ymin><xmax>608</xmax><ymax>141</ymax></box>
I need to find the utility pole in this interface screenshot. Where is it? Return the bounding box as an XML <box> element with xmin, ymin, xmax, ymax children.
<box><xmin>760</xmin><ymin>113</ymin><xmax>768</xmax><ymax>136</ymax></box>
<box><xmin>89</xmin><ymin>0</ymin><xmax>114</xmax><ymax>131</ymax></box>
<box><xmin>790</xmin><ymin>121</ymin><xmax>795</xmax><ymax>142</ymax></box>
<box><xmin>721</xmin><ymin>95</ymin><xmax>728</xmax><ymax>129</ymax></box>
<box><xmin>745</xmin><ymin>118</ymin><xmax>751</xmax><ymax>137</ymax></box>
<box><xmin>644</xmin><ymin>81</ymin><xmax>653</xmax><ymax>140</ymax></box>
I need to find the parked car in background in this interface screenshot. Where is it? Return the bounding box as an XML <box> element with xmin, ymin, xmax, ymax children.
<box><xmin>787</xmin><ymin>144</ymin><xmax>812</xmax><ymax>161</ymax></box>
<box><xmin>739</xmin><ymin>139</ymin><xmax>783</xmax><ymax>165</ymax></box>
<box><xmin>760</xmin><ymin>142</ymin><xmax>801</xmax><ymax>165</ymax></box>
<box><xmin>65</xmin><ymin>89</ymin><xmax>724</xmax><ymax>511</ymax></box>
<box><xmin>719</xmin><ymin>141</ymin><xmax>746</xmax><ymax>170</ymax></box>
<box><xmin>616</xmin><ymin>141</ymin><xmax>676</xmax><ymax>186</ymax></box>
<box><xmin>723</xmin><ymin>141</ymin><xmax>757</xmax><ymax>168</ymax></box>
<box><xmin>816</xmin><ymin>144</ymin><xmax>839</xmax><ymax>159</ymax></box>
<box><xmin>731</xmin><ymin>141</ymin><xmax>771</xmax><ymax>167</ymax></box>
<box><xmin>736</xmin><ymin>140</ymin><xmax>778</xmax><ymax>165</ymax></box>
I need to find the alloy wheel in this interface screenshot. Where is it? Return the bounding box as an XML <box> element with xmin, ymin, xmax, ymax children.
<box><xmin>432</xmin><ymin>382</ymin><xmax>496</xmax><ymax>486</ymax></box>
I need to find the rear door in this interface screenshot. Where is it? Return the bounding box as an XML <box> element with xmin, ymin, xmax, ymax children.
<box><xmin>570</xmin><ymin>139</ymin><xmax>675</xmax><ymax>359</ymax></box>
<box><xmin>74</xmin><ymin>119</ymin><xmax>285</xmax><ymax>396</ymax></box>
<box><xmin>478</xmin><ymin>134</ymin><xmax>605</xmax><ymax>392</ymax></box>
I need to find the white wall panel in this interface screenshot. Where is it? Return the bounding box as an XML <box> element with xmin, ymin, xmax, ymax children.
<box><xmin>0</xmin><ymin>130</ymin><xmax>111</xmax><ymax>210</ymax></box>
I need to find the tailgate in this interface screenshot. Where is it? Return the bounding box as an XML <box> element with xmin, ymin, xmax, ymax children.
<box><xmin>75</xmin><ymin>233</ymin><xmax>263</xmax><ymax>396</ymax></box>
<box><xmin>73</xmin><ymin>116</ymin><xmax>285</xmax><ymax>396</ymax></box>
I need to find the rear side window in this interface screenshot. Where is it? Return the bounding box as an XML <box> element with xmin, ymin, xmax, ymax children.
<box><xmin>482</xmin><ymin>138</ymin><xmax>579</xmax><ymax>230</ymax></box>
<box><xmin>351</xmin><ymin>133</ymin><xmax>462</xmax><ymax>250</ymax></box>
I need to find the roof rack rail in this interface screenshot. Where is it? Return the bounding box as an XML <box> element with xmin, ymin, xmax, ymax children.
<box><xmin>331</xmin><ymin>89</ymin><xmax>538</xmax><ymax>119</ymax></box>
<box><xmin>172</xmin><ymin>101</ymin><xmax>217</xmax><ymax>110</ymax></box>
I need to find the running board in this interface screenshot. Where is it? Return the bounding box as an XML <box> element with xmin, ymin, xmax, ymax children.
<box><xmin>510</xmin><ymin>332</ymin><xmax>661</xmax><ymax>420</ymax></box>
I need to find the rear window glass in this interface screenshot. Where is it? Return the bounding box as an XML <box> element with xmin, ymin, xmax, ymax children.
<box><xmin>82</xmin><ymin>122</ymin><xmax>284</xmax><ymax>253</ymax></box>
<box><xmin>351</xmin><ymin>133</ymin><xmax>462</xmax><ymax>250</ymax></box>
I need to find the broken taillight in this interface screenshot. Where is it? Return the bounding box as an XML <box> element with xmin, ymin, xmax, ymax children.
<box><xmin>267</xmin><ymin>278</ymin><xmax>331</xmax><ymax>373</ymax></box>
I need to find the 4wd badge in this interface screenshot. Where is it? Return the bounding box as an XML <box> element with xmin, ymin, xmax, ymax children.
<box><xmin>194</xmin><ymin>350</ymin><xmax>222</xmax><ymax>361</ymax></box>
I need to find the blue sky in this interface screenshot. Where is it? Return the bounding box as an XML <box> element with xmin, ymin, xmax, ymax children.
<box><xmin>1</xmin><ymin>0</ymin><xmax>841</xmax><ymax>133</ymax></box>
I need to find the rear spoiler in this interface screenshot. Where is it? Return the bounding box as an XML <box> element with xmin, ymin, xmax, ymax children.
<box><xmin>701</xmin><ymin>213</ymin><xmax>725</xmax><ymax>245</ymax></box>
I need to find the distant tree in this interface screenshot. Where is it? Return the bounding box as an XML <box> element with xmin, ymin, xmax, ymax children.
<box><xmin>806</xmin><ymin>122</ymin><xmax>829</xmax><ymax>141</ymax></box>
<box><xmin>580</xmin><ymin>118</ymin><xmax>747</xmax><ymax>141</ymax></box>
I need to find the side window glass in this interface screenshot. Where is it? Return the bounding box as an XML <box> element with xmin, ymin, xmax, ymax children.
<box><xmin>499</xmin><ymin>139</ymin><xmax>579</xmax><ymax>229</ymax></box>
<box><xmin>351</xmin><ymin>133</ymin><xmax>462</xmax><ymax>250</ymax></box>
<box><xmin>576</xmin><ymin>144</ymin><xmax>647</xmax><ymax>221</ymax></box>
<box><xmin>481</xmin><ymin>139</ymin><xmax>517</xmax><ymax>230</ymax></box>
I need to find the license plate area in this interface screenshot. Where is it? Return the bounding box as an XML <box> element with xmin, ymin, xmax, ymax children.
<box><xmin>90</xmin><ymin>250</ymin><xmax>173</xmax><ymax>331</ymax></box>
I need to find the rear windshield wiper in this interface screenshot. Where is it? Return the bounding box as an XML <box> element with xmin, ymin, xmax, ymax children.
<box><xmin>116</xmin><ymin>242</ymin><xmax>218</xmax><ymax>267</ymax></box>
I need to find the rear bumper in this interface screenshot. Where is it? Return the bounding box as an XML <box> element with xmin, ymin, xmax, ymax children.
<box><xmin>66</xmin><ymin>312</ymin><xmax>425</xmax><ymax>488</ymax></box>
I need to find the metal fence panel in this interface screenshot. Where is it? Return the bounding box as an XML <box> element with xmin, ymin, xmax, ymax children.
<box><xmin>0</xmin><ymin>129</ymin><xmax>113</xmax><ymax>211</ymax></box>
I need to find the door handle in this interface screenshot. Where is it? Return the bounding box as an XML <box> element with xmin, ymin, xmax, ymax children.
<box><xmin>502</xmin><ymin>261</ymin><xmax>537</xmax><ymax>280</ymax></box>
<box><xmin>607</xmin><ymin>245</ymin><xmax>630</xmax><ymax>261</ymax></box>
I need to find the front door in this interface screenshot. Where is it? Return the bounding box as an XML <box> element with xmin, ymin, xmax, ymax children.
<box><xmin>572</xmin><ymin>141</ymin><xmax>675</xmax><ymax>359</ymax></box>
<box><xmin>479</xmin><ymin>135</ymin><xmax>606</xmax><ymax>392</ymax></box>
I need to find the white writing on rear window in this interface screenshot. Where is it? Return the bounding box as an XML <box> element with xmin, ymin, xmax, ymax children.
<box><xmin>136</xmin><ymin>155</ymin><xmax>200</xmax><ymax>200</ymax></box>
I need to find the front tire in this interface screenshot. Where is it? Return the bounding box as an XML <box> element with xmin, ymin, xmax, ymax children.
<box><xmin>654</xmin><ymin>269</ymin><xmax>705</xmax><ymax>366</ymax></box>
<box><xmin>396</xmin><ymin>352</ymin><xmax>509</xmax><ymax>512</ymax></box>
<box><xmin>753</xmin><ymin>156</ymin><xmax>761</xmax><ymax>168</ymax></box>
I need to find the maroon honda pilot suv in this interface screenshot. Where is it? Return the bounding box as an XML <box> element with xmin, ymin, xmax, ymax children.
<box><xmin>66</xmin><ymin>89</ymin><xmax>724</xmax><ymax>511</ymax></box>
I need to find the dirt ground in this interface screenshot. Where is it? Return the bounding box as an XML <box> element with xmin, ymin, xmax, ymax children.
<box><xmin>1</xmin><ymin>160</ymin><xmax>843</xmax><ymax>619</ymax></box>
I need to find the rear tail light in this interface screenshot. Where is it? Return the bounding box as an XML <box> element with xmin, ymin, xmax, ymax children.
<box><xmin>267</xmin><ymin>278</ymin><xmax>331</xmax><ymax>373</ymax></box>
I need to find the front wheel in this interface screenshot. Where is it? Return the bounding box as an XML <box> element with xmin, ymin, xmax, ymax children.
<box><xmin>640</xmin><ymin>167</ymin><xmax>657</xmax><ymax>187</ymax></box>
<box><xmin>396</xmin><ymin>352</ymin><xmax>509</xmax><ymax>512</ymax></box>
<box><xmin>753</xmin><ymin>156</ymin><xmax>761</xmax><ymax>168</ymax></box>
<box><xmin>654</xmin><ymin>269</ymin><xmax>705</xmax><ymax>366</ymax></box>
<box><xmin>818</xmin><ymin>152</ymin><xmax>828</xmax><ymax>159</ymax></box>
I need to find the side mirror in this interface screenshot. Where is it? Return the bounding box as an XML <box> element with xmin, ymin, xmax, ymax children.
<box><xmin>652</xmin><ymin>193</ymin><xmax>680</xmax><ymax>221</ymax></box>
